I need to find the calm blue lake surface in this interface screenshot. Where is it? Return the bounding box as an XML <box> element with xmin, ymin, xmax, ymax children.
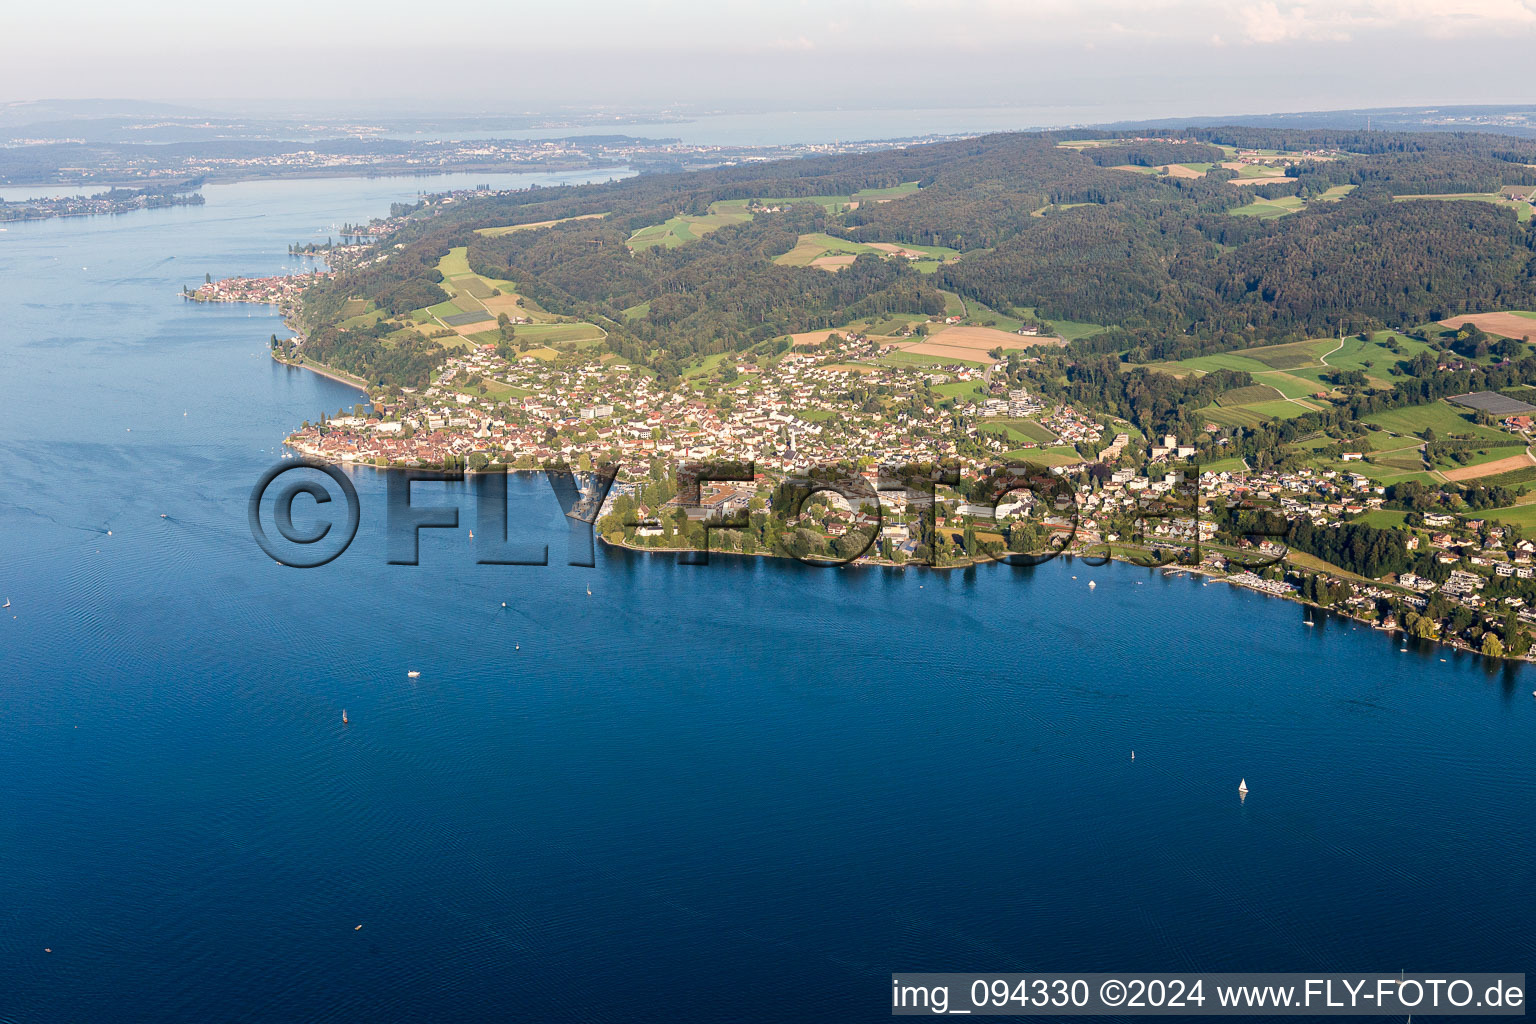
<box><xmin>1</xmin><ymin>173</ymin><xmax>1533</xmax><ymax>1023</ymax></box>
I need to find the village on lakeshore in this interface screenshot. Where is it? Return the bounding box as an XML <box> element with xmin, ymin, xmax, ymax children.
<box><xmin>216</xmin><ymin>134</ymin><xmax>1536</xmax><ymax>662</ymax></box>
<box><xmin>223</xmin><ymin>274</ymin><xmax>1536</xmax><ymax>662</ymax></box>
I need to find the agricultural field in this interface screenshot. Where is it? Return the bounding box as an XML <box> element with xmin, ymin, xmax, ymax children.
<box><xmin>1478</xmin><ymin>501</ymin><xmax>1536</xmax><ymax>531</ymax></box>
<box><xmin>513</xmin><ymin>322</ymin><xmax>607</xmax><ymax>346</ymax></box>
<box><xmin>1228</xmin><ymin>195</ymin><xmax>1304</xmax><ymax>219</ymax></box>
<box><xmin>1201</xmin><ymin>398</ymin><xmax>1318</xmax><ymax>428</ymax></box>
<box><xmin>772</xmin><ymin>232</ymin><xmax>956</xmax><ymax>272</ymax></box>
<box><xmin>424</xmin><ymin>246</ymin><xmax>601</xmax><ymax>344</ymax></box>
<box><xmin>1315</xmin><ymin>184</ymin><xmax>1357</xmax><ymax>201</ymax></box>
<box><xmin>862</xmin><ymin>240</ymin><xmax>959</xmax><ymax>273</ymax></box>
<box><xmin>627</xmin><ymin>201</ymin><xmax>755</xmax><ymax>249</ymax></box>
<box><xmin>1152</xmin><ymin>333</ymin><xmax>1436</xmax><ymax>411</ymax></box>
<box><xmin>1214</xmin><ymin>383</ymin><xmax>1287</xmax><ymax>406</ymax></box>
<box><xmin>1199</xmin><ymin>456</ymin><xmax>1248</xmax><ymax>474</ymax></box>
<box><xmin>754</xmin><ymin>181</ymin><xmax>921</xmax><ymax>216</ymax></box>
<box><xmin>1013</xmin><ymin>307</ymin><xmax>1108</xmax><ymax>342</ymax></box>
<box><xmin>852</xmin><ymin>182</ymin><xmax>920</xmax><ymax>201</ymax></box>
<box><xmin>1223</xmin><ymin>162</ymin><xmax>1292</xmax><ymax>182</ymax></box>
<box><xmin>475</xmin><ymin>213</ymin><xmax>606</xmax><ymax>237</ymax></box>
<box><xmin>927</xmin><ymin>323</ymin><xmax>1063</xmax><ymax>351</ymax></box>
<box><xmin>1439</xmin><ymin>452</ymin><xmax>1534</xmax><ymax>482</ymax></box>
<box><xmin>1362</xmin><ymin>400</ymin><xmax>1520</xmax><ymax>443</ymax></box>
<box><xmin>979</xmin><ymin>417</ymin><xmax>1058</xmax><ymax>446</ymax></box>
<box><xmin>774</xmin><ymin>232</ymin><xmax>881</xmax><ymax>269</ymax></box>
<box><xmin>997</xmin><ymin>445</ymin><xmax>1085</xmax><ymax>466</ymax></box>
<box><xmin>1434</xmin><ymin>311</ymin><xmax>1536</xmax><ymax>340</ymax></box>
<box><xmin>897</xmin><ymin>324</ymin><xmax>1061</xmax><ymax>363</ymax></box>
<box><xmin>932</xmin><ymin>379</ymin><xmax>989</xmax><ymax>401</ymax></box>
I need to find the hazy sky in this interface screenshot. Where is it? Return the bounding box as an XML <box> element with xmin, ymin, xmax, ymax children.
<box><xmin>8</xmin><ymin>0</ymin><xmax>1536</xmax><ymax>118</ymax></box>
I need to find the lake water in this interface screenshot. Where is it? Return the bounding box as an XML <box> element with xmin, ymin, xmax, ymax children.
<box><xmin>382</xmin><ymin>105</ymin><xmax>1178</xmax><ymax>147</ymax></box>
<box><xmin>1</xmin><ymin>174</ymin><xmax>1533</xmax><ymax>1023</ymax></box>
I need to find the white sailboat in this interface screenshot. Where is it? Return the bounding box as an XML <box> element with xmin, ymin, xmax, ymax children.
<box><xmin>1238</xmin><ymin>778</ymin><xmax>1249</xmax><ymax>797</ymax></box>
<box><xmin>407</xmin><ymin>670</ymin><xmax>421</xmax><ymax>679</ymax></box>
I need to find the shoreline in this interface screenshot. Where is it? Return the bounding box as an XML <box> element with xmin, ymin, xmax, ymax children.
<box><xmin>598</xmin><ymin>534</ymin><xmax>1534</xmax><ymax>663</ymax></box>
<box><xmin>270</xmin><ymin>351</ymin><xmax>369</xmax><ymax>393</ymax></box>
<box><xmin>257</xmin><ymin>439</ymin><xmax>1534</xmax><ymax>664</ymax></box>
<box><xmin>3</xmin><ymin>159</ymin><xmax>626</xmax><ymax>194</ymax></box>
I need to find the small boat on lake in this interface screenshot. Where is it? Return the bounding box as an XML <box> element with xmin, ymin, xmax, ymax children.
<box><xmin>1238</xmin><ymin>778</ymin><xmax>1249</xmax><ymax>797</ymax></box>
<box><xmin>407</xmin><ymin>670</ymin><xmax>420</xmax><ymax>679</ymax></box>
<box><xmin>341</xmin><ymin>710</ymin><xmax>348</xmax><ymax>724</ymax></box>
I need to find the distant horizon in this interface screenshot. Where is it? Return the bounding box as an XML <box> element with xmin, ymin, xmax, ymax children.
<box><xmin>8</xmin><ymin>0</ymin><xmax>1536</xmax><ymax>117</ymax></box>
<box><xmin>8</xmin><ymin>96</ymin><xmax>1536</xmax><ymax>141</ymax></box>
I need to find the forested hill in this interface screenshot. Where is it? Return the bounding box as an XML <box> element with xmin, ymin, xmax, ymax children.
<box><xmin>299</xmin><ymin>127</ymin><xmax>1536</xmax><ymax>385</ymax></box>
